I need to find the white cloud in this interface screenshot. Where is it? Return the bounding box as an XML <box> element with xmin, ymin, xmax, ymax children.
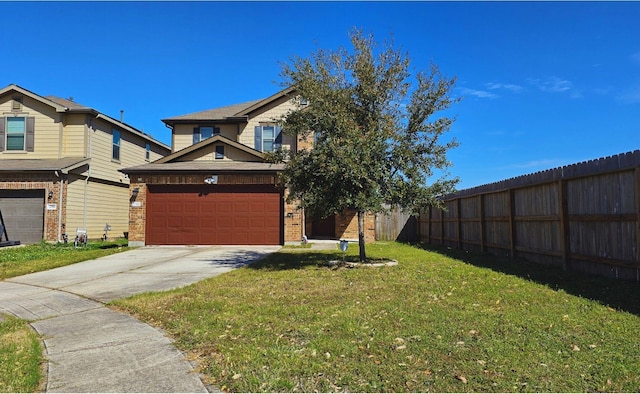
<box><xmin>458</xmin><ymin>87</ymin><xmax>497</xmax><ymax>99</ymax></box>
<box><xmin>617</xmin><ymin>85</ymin><xmax>640</xmax><ymax>104</ymax></box>
<box><xmin>528</xmin><ymin>76</ymin><xmax>572</xmax><ymax>93</ymax></box>
<box><xmin>485</xmin><ymin>82</ymin><xmax>523</xmax><ymax>93</ymax></box>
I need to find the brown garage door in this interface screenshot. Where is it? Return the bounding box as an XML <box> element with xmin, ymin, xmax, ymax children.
<box><xmin>146</xmin><ymin>184</ymin><xmax>282</xmax><ymax>245</ymax></box>
<box><xmin>0</xmin><ymin>189</ymin><xmax>45</xmax><ymax>244</ymax></box>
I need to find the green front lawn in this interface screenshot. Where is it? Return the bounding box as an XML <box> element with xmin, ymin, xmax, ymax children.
<box><xmin>0</xmin><ymin>315</ymin><xmax>43</xmax><ymax>392</ymax></box>
<box><xmin>113</xmin><ymin>242</ymin><xmax>640</xmax><ymax>392</ymax></box>
<box><xmin>0</xmin><ymin>239</ymin><xmax>130</xmax><ymax>280</ymax></box>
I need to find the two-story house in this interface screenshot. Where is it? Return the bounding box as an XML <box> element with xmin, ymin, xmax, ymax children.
<box><xmin>0</xmin><ymin>84</ymin><xmax>170</xmax><ymax>244</ymax></box>
<box><xmin>121</xmin><ymin>88</ymin><xmax>375</xmax><ymax>246</ymax></box>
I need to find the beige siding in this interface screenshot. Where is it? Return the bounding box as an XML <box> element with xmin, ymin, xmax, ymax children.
<box><xmin>65</xmin><ymin>175</ymin><xmax>87</xmax><ymax>236</ymax></box>
<box><xmin>238</xmin><ymin>96</ymin><xmax>298</xmax><ymax>149</ymax></box>
<box><xmin>171</xmin><ymin>97</ymin><xmax>299</xmax><ymax>154</ymax></box>
<box><xmin>65</xmin><ymin>175</ymin><xmax>129</xmax><ymax>239</ymax></box>
<box><xmin>86</xmin><ymin>118</ymin><xmax>125</xmax><ymax>184</ymax></box>
<box><xmin>87</xmin><ymin>118</ymin><xmax>169</xmax><ymax>185</ymax></box>
<box><xmin>62</xmin><ymin>113</ymin><xmax>87</xmax><ymax>157</ymax></box>
<box><xmin>172</xmin><ymin>124</ymin><xmax>238</xmax><ymax>152</ymax></box>
<box><xmin>178</xmin><ymin>143</ymin><xmax>263</xmax><ymax>162</ymax></box>
<box><xmin>0</xmin><ymin>95</ymin><xmax>61</xmax><ymax>158</ymax></box>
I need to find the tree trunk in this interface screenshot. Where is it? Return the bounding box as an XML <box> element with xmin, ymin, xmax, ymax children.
<box><xmin>358</xmin><ymin>210</ymin><xmax>367</xmax><ymax>262</ymax></box>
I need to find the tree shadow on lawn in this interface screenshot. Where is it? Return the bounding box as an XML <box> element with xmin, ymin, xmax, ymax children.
<box><xmin>247</xmin><ymin>250</ymin><xmax>344</xmax><ymax>271</ymax></box>
<box><xmin>418</xmin><ymin>244</ymin><xmax>640</xmax><ymax>317</ymax></box>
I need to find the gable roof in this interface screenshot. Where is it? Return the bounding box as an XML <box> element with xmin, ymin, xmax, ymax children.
<box><xmin>154</xmin><ymin>134</ymin><xmax>265</xmax><ymax>164</ymax></box>
<box><xmin>120</xmin><ymin>134</ymin><xmax>285</xmax><ymax>174</ymax></box>
<box><xmin>162</xmin><ymin>87</ymin><xmax>295</xmax><ymax>125</ymax></box>
<box><xmin>0</xmin><ymin>84</ymin><xmax>70</xmax><ymax>113</ymax></box>
<box><xmin>0</xmin><ymin>84</ymin><xmax>170</xmax><ymax>151</ymax></box>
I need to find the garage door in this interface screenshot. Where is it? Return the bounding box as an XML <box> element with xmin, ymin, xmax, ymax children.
<box><xmin>0</xmin><ymin>189</ymin><xmax>45</xmax><ymax>244</ymax></box>
<box><xmin>146</xmin><ymin>184</ymin><xmax>282</xmax><ymax>245</ymax></box>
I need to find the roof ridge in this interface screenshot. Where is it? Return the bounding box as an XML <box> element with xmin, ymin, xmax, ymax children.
<box><xmin>163</xmin><ymin>98</ymin><xmax>264</xmax><ymax>121</ymax></box>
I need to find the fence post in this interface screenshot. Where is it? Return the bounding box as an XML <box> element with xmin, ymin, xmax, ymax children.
<box><xmin>509</xmin><ymin>188</ymin><xmax>516</xmax><ymax>259</ymax></box>
<box><xmin>636</xmin><ymin>168</ymin><xmax>640</xmax><ymax>273</ymax></box>
<box><xmin>479</xmin><ymin>194</ymin><xmax>485</xmax><ymax>253</ymax></box>
<box><xmin>427</xmin><ymin>206</ymin><xmax>431</xmax><ymax>244</ymax></box>
<box><xmin>559</xmin><ymin>179</ymin><xmax>570</xmax><ymax>271</ymax></box>
<box><xmin>441</xmin><ymin>204</ymin><xmax>445</xmax><ymax>246</ymax></box>
<box><xmin>457</xmin><ymin>198</ymin><xmax>462</xmax><ymax>249</ymax></box>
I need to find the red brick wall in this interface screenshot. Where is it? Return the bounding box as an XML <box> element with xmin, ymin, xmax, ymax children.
<box><xmin>127</xmin><ymin>182</ymin><xmax>146</xmax><ymax>244</ymax></box>
<box><xmin>335</xmin><ymin>209</ymin><xmax>376</xmax><ymax>243</ymax></box>
<box><xmin>284</xmin><ymin>190</ymin><xmax>304</xmax><ymax>243</ymax></box>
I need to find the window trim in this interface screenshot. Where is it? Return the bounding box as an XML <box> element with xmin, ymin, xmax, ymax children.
<box><xmin>6</xmin><ymin>116</ymin><xmax>26</xmax><ymax>151</ymax></box>
<box><xmin>145</xmin><ymin>143</ymin><xmax>151</xmax><ymax>161</ymax></box>
<box><xmin>254</xmin><ymin>125</ymin><xmax>282</xmax><ymax>152</ymax></box>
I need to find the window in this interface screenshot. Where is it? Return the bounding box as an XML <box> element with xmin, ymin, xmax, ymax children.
<box><xmin>145</xmin><ymin>143</ymin><xmax>151</xmax><ymax>161</ymax></box>
<box><xmin>0</xmin><ymin>116</ymin><xmax>34</xmax><ymax>152</ymax></box>
<box><xmin>254</xmin><ymin>125</ymin><xmax>282</xmax><ymax>152</ymax></box>
<box><xmin>215</xmin><ymin>145</ymin><xmax>224</xmax><ymax>159</ymax></box>
<box><xmin>112</xmin><ymin>130</ymin><xmax>121</xmax><ymax>161</ymax></box>
<box><xmin>193</xmin><ymin>126</ymin><xmax>220</xmax><ymax>144</ymax></box>
<box><xmin>6</xmin><ymin>117</ymin><xmax>25</xmax><ymax>150</ymax></box>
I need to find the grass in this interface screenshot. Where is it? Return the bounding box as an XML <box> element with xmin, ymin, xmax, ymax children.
<box><xmin>0</xmin><ymin>315</ymin><xmax>43</xmax><ymax>392</ymax></box>
<box><xmin>112</xmin><ymin>242</ymin><xmax>640</xmax><ymax>392</ymax></box>
<box><xmin>0</xmin><ymin>239</ymin><xmax>130</xmax><ymax>280</ymax></box>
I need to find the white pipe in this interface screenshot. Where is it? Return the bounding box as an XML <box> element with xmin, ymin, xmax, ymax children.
<box><xmin>83</xmin><ymin>122</ymin><xmax>93</xmax><ymax>233</ymax></box>
<box><xmin>57</xmin><ymin>171</ymin><xmax>64</xmax><ymax>242</ymax></box>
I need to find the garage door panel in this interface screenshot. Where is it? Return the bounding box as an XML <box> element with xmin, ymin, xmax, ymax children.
<box><xmin>146</xmin><ymin>185</ymin><xmax>281</xmax><ymax>245</ymax></box>
<box><xmin>0</xmin><ymin>190</ymin><xmax>45</xmax><ymax>244</ymax></box>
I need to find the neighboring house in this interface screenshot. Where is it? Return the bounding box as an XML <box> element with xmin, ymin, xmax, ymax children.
<box><xmin>0</xmin><ymin>84</ymin><xmax>170</xmax><ymax>244</ymax></box>
<box><xmin>122</xmin><ymin>88</ymin><xmax>375</xmax><ymax>246</ymax></box>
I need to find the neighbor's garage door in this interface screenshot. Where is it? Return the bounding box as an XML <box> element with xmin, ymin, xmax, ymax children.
<box><xmin>146</xmin><ymin>184</ymin><xmax>282</xmax><ymax>245</ymax></box>
<box><xmin>0</xmin><ymin>189</ymin><xmax>45</xmax><ymax>244</ymax></box>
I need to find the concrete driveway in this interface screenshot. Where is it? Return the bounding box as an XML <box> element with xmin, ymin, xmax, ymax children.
<box><xmin>0</xmin><ymin>245</ymin><xmax>280</xmax><ymax>392</ymax></box>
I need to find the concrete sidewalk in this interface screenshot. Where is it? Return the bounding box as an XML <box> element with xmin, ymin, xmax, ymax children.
<box><xmin>0</xmin><ymin>245</ymin><xmax>279</xmax><ymax>393</ymax></box>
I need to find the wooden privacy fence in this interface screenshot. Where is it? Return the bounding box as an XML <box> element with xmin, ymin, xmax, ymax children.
<box><xmin>419</xmin><ymin>150</ymin><xmax>640</xmax><ymax>281</ymax></box>
<box><xmin>376</xmin><ymin>205</ymin><xmax>418</xmax><ymax>242</ymax></box>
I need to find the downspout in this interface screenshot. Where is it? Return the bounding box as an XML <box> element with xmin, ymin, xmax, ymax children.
<box><xmin>57</xmin><ymin>112</ymin><xmax>65</xmax><ymax>241</ymax></box>
<box><xmin>164</xmin><ymin>122</ymin><xmax>174</xmax><ymax>152</ymax></box>
<box><xmin>58</xmin><ymin>113</ymin><xmax>64</xmax><ymax>159</ymax></box>
<box><xmin>84</xmin><ymin>117</ymin><xmax>93</xmax><ymax>232</ymax></box>
<box><xmin>56</xmin><ymin>170</ymin><xmax>64</xmax><ymax>242</ymax></box>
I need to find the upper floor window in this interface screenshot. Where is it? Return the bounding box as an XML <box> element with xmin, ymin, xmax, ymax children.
<box><xmin>215</xmin><ymin>145</ymin><xmax>224</xmax><ymax>159</ymax></box>
<box><xmin>0</xmin><ymin>116</ymin><xmax>34</xmax><ymax>152</ymax></box>
<box><xmin>193</xmin><ymin>126</ymin><xmax>220</xmax><ymax>144</ymax></box>
<box><xmin>254</xmin><ymin>125</ymin><xmax>282</xmax><ymax>152</ymax></box>
<box><xmin>6</xmin><ymin>117</ymin><xmax>26</xmax><ymax>151</ymax></box>
<box><xmin>112</xmin><ymin>130</ymin><xmax>121</xmax><ymax>161</ymax></box>
<box><xmin>145</xmin><ymin>143</ymin><xmax>151</xmax><ymax>161</ymax></box>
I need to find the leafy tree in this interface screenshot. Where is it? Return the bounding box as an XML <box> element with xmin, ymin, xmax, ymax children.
<box><xmin>277</xmin><ymin>29</ymin><xmax>460</xmax><ymax>262</ymax></box>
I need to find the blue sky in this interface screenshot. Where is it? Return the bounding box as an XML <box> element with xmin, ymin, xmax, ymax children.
<box><xmin>1</xmin><ymin>1</ymin><xmax>638</xmax><ymax>189</ymax></box>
